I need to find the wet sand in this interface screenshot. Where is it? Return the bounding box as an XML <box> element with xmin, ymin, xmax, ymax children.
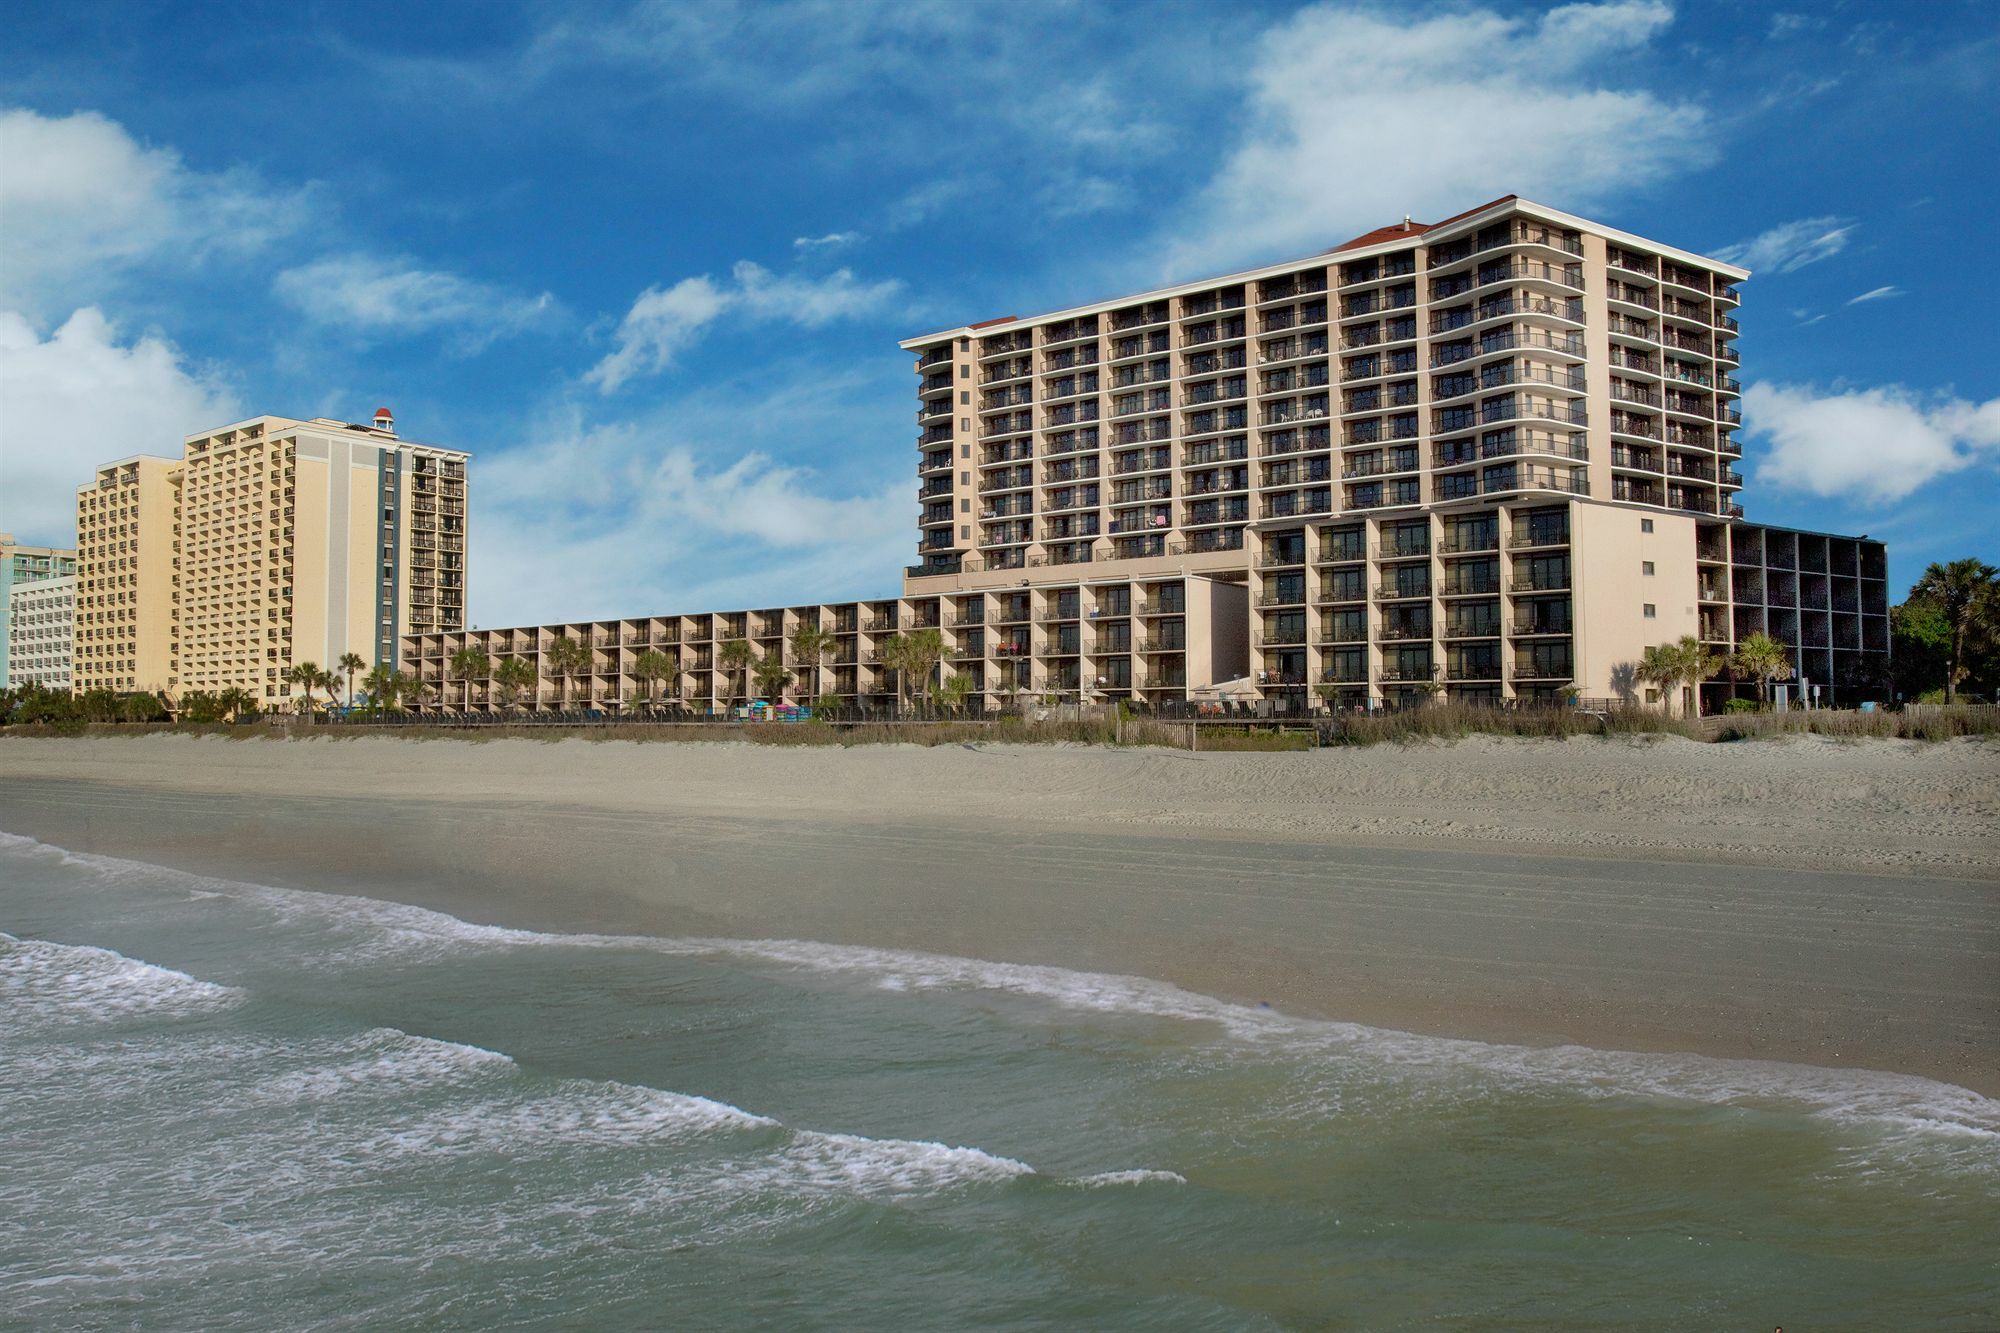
<box><xmin>1</xmin><ymin>734</ymin><xmax>1995</xmax><ymax>1094</ymax></box>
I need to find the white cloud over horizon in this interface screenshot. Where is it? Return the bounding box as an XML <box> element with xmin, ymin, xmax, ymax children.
<box><xmin>586</xmin><ymin>261</ymin><xmax>904</xmax><ymax>392</ymax></box>
<box><xmin>1712</xmin><ymin>215</ymin><xmax>1856</xmax><ymax>274</ymax></box>
<box><xmin>0</xmin><ymin>308</ymin><xmax>240</xmax><ymax>545</ymax></box>
<box><xmin>1162</xmin><ymin>0</ymin><xmax>1712</xmax><ymax>272</ymax></box>
<box><xmin>273</xmin><ymin>253</ymin><xmax>563</xmax><ymax>352</ymax></box>
<box><xmin>0</xmin><ymin>106</ymin><xmax>308</xmax><ymax>320</ymax></box>
<box><xmin>1746</xmin><ymin>381</ymin><xmax>2000</xmax><ymax>502</ymax></box>
<box><xmin>1847</xmin><ymin>284</ymin><xmax>1905</xmax><ymax>305</ymax></box>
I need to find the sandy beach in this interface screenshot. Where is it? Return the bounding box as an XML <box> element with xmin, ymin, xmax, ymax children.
<box><xmin>2</xmin><ymin>732</ymin><xmax>1996</xmax><ymax>1094</ymax></box>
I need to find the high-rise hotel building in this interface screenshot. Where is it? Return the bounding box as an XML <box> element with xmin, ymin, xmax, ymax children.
<box><xmin>75</xmin><ymin>411</ymin><xmax>469</xmax><ymax>706</ymax></box>
<box><xmin>74</xmin><ymin>457</ymin><xmax>184</xmax><ymax>694</ymax></box>
<box><xmin>1</xmin><ymin>534</ymin><xmax>79</xmax><ymax>689</ymax></box>
<box><xmin>899</xmin><ymin>195</ymin><xmax>1888</xmax><ymax>710</ymax></box>
<box><xmin>402</xmin><ymin>197</ymin><xmax>1887</xmax><ymax>716</ymax></box>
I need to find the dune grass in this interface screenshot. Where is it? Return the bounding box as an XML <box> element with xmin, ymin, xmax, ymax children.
<box><xmin>7</xmin><ymin>706</ymin><xmax>1994</xmax><ymax>748</ymax></box>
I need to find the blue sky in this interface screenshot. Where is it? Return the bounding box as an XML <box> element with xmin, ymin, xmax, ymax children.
<box><xmin>2</xmin><ymin>0</ymin><xmax>1996</xmax><ymax>625</ymax></box>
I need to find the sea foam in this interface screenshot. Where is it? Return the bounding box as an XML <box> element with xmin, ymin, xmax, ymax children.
<box><xmin>0</xmin><ymin>932</ymin><xmax>245</xmax><ymax>1029</ymax></box>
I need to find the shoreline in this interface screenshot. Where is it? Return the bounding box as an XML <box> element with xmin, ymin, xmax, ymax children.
<box><xmin>2</xmin><ymin>733</ymin><xmax>1996</xmax><ymax>1096</ymax></box>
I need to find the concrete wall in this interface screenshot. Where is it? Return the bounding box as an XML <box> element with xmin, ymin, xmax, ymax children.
<box><xmin>1572</xmin><ymin>502</ymin><xmax>1701</xmax><ymax>704</ymax></box>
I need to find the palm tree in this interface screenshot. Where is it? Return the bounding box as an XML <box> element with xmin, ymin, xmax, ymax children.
<box><xmin>1911</xmin><ymin>558</ymin><xmax>1999</xmax><ymax>703</ymax></box>
<box><xmin>1732</xmin><ymin>631</ymin><xmax>1794</xmax><ymax>708</ymax></box>
<box><xmin>448</xmin><ymin>647</ymin><xmax>491</xmax><ymax>715</ymax></box>
<box><xmin>1640</xmin><ymin>635</ymin><xmax>1724</xmax><ymax>716</ymax></box>
<box><xmin>877</xmin><ymin>632</ymin><xmax>912</xmax><ymax>709</ymax></box>
<box><xmin>904</xmin><ymin>628</ymin><xmax>944</xmax><ymax>708</ymax></box>
<box><xmin>337</xmin><ymin>652</ymin><xmax>367</xmax><ymax>708</ymax></box>
<box><xmin>938</xmin><ymin>671</ymin><xmax>975</xmax><ymax>716</ymax></box>
<box><xmin>1672</xmin><ymin>635</ymin><xmax>1725</xmax><ymax>716</ymax></box>
<box><xmin>362</xmin><ymin>663</ymin><xmax>400</xmax><ymax>712</ymax></box>
<box><xmin>287</xmin><ymin>661</ymin><xmax>330</xmax><ymax>711</ymax></box>
<box><xmin>493</xmin><ymin>656</ymin><xmax>538</xmax><ymax>712</ymax></box>
<box><xmin>1636</xmin><ymin>643</ymin><xmax>1679</xmax><ymax>712</ymax></box>
<box><xmin>544</xmin><ymin>636</ymin><xmax>590</xmax><ymax>710</ymax></box>
<box><xmin>788</xmin><ymin>622</ymin><xmax>835</xmax><ymax>709</ymax></box>
<box><xmin>216</xmin><ymin>686</ymin><xmax>255</xmax><ymax>722</ymax></box>
<box><xmin>632</xmin><ymin>648</ymin><xmax>672</xmax><ymax>712</ymax></box>
<box><xmin>751</xmin><ymin>655</ymin><xmax>791</xmax><ymax>704</ymax></box>
<box><xmin>717</xmin><ymin>639</ymin><xmax>755</xmax><ymax>708</ymax></box>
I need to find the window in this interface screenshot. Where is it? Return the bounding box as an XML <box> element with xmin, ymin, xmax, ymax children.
<box><xmin>959</xmin><ymin>365</ymin><xmax>969</xmax><ymax>378</ymax></box>
<box><xmin>1641</xmin><ymin>518</ymin><xmax>1654</xmax><ymax>533</ymax></box>
<box><xmin>960</xmin><ymin>444</ymin><xmax>970</xmax><ymax>458</ymax></box>
<box><xmin>960</xmin><ymin>526</ymin><xmax>971</xmax><ymax>539</ymax></box>
<box><xmin>960</xmin><ymin>391</ymin><xmax>970</xmax><ymax>405</ymax></box>
<box><xmin>959</xmin><ymin>499</ymin><xmax>969</xmax><ymax>513</ymax></box>
<box><xmin>1642</xmin><ymin>561</ymin><xmax>1655</xmax><ymax>576</ymax></box>
<box><xmin>1643</xmin><ymin>603</ymin><xmax>1657</xmax><ymax>618</ymax></box>
<box><xmin>961</xmin><ymin>418</ymin><xmax>971</xmax><ymax>430</ymax></box>
<box><xmin>1645</xmin><ymin>687</ymin><xmax>1660</xmax><ymax>703</ymax></box>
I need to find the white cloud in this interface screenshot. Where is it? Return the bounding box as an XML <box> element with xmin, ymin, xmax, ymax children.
<box><xmin>0</xmin><ymin>107</ymin><xmax>306</xmax><ymax>319</ymax></box>
<box><xmin>1847</xmin><ymin>285</ymin><xmax>1905</xmax><ymax>305</ymax></box>
<box><xmin>468</xmin><ymin>391</ymin><xmax>909</xmax><ymax>625</ymax></box>
<box><xmin>1712</xmin><ymin>216</ymin><xmax>1855</xmax><ymax>274</ymax></box>
<box><xmin>1165</xmin><ymin>1</ymin><xmax>1711</xmax><ymax>270</ymax></box>
<box><xmin>0</xmin><ymin>308</ymin><xmax>239</xmax><ymax>545</ymax></box>
<box><xmin>1746</xmin><ymin>382</ymin><xmax>2000</xmax><ymax>502</ymax></box>
<box><xmin>793</xmin><ymin>231</ymin><xmax>862</xmax><ymax>252</ymax></box>
<box><xmin>586</xmin><ymin>261</ymin><xmax>903</xmax><ymax>393</ymax></box>
<box><xmin>272</xmin><ymin>253</ymin><xmax>561</xmax><ymax>352</ymax></box>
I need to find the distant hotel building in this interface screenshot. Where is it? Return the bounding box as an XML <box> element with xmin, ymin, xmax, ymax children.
<box><xmin>0</xmin><ymin>535</ymin><xmax>79</xmax><ymax>689</ymax></box>
<box><xmin>404</xmin><ymin>195</ymin><xmax>1881</xmax><ymax>713</ymax></box>
<box><xmin>8</xmin><ymin>573</ymin><xmax>75</xmax><ymax>691</ymax></box>
<box><xmin>74</xmin><ymin>411</ymin><xmax>469</xmax><ymax>707</ymax></box>
<box><xmin>74</xmin><ymin>457</ymin><xmax>182</xmax><ymax>695</ymax></box>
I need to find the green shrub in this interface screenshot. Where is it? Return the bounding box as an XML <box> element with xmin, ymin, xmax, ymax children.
<box><xmin>1723</xmin><ymin>698</ymin><xmax>1759</xmax><ymax>714</ymax></box>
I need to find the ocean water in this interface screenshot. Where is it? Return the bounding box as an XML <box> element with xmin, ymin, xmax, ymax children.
<box><xmin>2</xmin><ymin>831</ymin><xmax>1995</xmax><ymax>1330</ymax></box>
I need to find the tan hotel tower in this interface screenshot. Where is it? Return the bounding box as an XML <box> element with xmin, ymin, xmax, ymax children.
<box><xmin>897</xmin><ymin>195</ymin><xmax>1888</xmax><ymax>709</ymax></box>
<box><xmin>76</xmin><ymin>410</ymin><xmax>468</xmax><ymax>706</ymax></box>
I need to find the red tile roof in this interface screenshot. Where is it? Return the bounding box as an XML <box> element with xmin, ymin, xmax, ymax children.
<box><xmin>1332</xmin><ymin>221</ymin><xmax>1434</xmax><ymax>252</ymax></box>
<box><xmin>1329</xmin><ymin>195</ymin><xmax>1521</xmax><ymax>252</ymax></box>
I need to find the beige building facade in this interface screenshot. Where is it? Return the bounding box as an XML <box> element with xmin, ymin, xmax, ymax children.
<box><xmin>177</xmin><ymin>411</ymin><xmax>468</xmax><ymax>706</ymax></box>
<box><xmin>72</xmin><ymin>411</ymin><xmax>469</xmax><ymax>707</ymax></box>
<box><xmin>73</xmin><ymin>455</ymin><xmax>184</xmax><ymax>694</ymax></box>
<box><xmin>402</xmin><ymin>573</ymin><xmax>1248</xmax><ymax>713</ymax></box>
